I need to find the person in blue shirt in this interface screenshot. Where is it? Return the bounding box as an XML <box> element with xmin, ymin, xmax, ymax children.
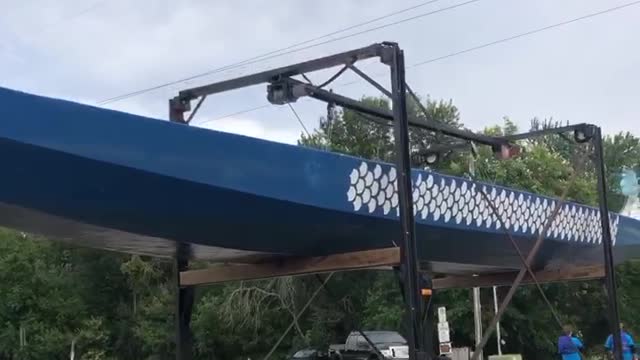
<box><xmin>605</xmin><ymin>323</ymin><xmax>636</xmax><ymax>360</ymax></box>
<box><xmin>558</xmin><ymin>325</ymin><xmax>584</xmax><ymax>360</ymax></box>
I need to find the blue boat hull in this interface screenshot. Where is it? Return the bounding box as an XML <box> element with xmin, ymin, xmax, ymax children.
<box><xmin>1</xmin><ymin>87</ymin><xmax>639</xmax><ymax>275</ymax></box>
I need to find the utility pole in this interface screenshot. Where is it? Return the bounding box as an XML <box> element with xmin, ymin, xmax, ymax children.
<box><xmin>473</xmin><ymin>288</ymin><xmax>483</xmax><ymax>360</ymax></box>
<box><xmin>493</xmin><ymin>286</ymin><xmax>502</xmax><ymax>356</ymax></box>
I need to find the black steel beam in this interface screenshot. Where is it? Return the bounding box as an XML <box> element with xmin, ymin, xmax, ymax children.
<box><xmin>170</xmin><ymin>107</ymin><xmax>194</xmax><ymax>360</ymax></box>
<box><xmin>409</xmin><ymin>122</ymin><xmax>591</xmax><ymax>158</ymax></box>
<box><xmin>175</xmin><ymin>248</ymin><xmax>194</xmax><ymax>360</ymax></box>
<box><xmin>296</xmin><ymin>80</ymin><xmax>393</xmax><ymax>120</ymax></box>
<box><xmin>390</xmin><ymin>44</ymin><xmax>427</xmax><ymax>360</ymax></box>
<box><xmin>286</xmin><ymin>79</ymin><xmax>504</xmax><ymax>148</ymax></box>
<box><xmin>417</xmin><ymin>141</ymin><xmax>471</xmax><ymax>154</ymax></box>
<box><xmin>174</xmin><ymin>242</ymin><xmax>193</xmax><ymax>360</ymax></box>
<box><xmin>412</xmin><ymin>124</ymin><xmax>592</xmax><ymax>159</ymax></box>
<box><xmin>420</xmin><ymin>274</ymin><xmax>435</xmax><ymax>357</ymax></box>
<box><xmin>178</xmin><ymin>43</ymin><xmax>390</xmax><ymax>101</ymax></box>
<box><xmin>594</xmin><ymin>127</ymin><xmax>624</xmax><ymax>360</ymax></box>
<box><xmin>503</xmin><ymin>123</ymin><xmax>589</xmax><ymax>141</ymax></box>
<box><xmin>171</xmin><ymin>42</ymin><xmax>506</xmax><ymax>150</ymax></box>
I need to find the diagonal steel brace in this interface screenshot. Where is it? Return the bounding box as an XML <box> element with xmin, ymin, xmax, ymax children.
<box><xmin>478</xmin><ymin>190</ymin><xmax>564</xmax><ymax>329</ymax></box>
<box><xmin>261</xmin><ymin>273</ymin><xmax>334</xmax><ymax>360</ymax></box>
<box><xmin>470</xmin><ymin>170</ymin><xmax>577</xmax><ymax>360</ymax></box>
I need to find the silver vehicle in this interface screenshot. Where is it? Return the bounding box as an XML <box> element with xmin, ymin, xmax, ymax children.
<box><xmin>332</xmin><ymin>331</ymin><xmax>409</xmax><ymax>360</ymax></box>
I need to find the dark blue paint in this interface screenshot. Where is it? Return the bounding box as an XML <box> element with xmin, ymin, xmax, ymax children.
<box><xmin>1</xmin><ymin>87</ymin><xmax>639</xmax><ymax>271</ymax></box>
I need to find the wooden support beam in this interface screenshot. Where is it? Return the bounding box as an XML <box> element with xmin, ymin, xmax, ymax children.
<box><xmin>432</xmin><ymin>265</ymin><xmax>604</xmax><ymax>290</ymax></box>
<box><xmin>180</xmin><ymin>247</ymin><xmax>400</xmax><ymax>286</ymax></box>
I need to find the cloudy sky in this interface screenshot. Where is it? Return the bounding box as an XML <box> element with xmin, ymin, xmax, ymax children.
<box><xmin>1</xmin><ymin>0</ymin><xmax>638</xmax><ymax>145</ymax></box>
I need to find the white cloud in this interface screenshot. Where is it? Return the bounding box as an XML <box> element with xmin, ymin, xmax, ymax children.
<box><xmin>0</xmin><ymin>0</ymin><xmax>639</xmax><ymax>139</ymax></box>
<box><xmin>195</xmin><ymin>116</ymin><xmax>302</xmax><ymax>145</ymax></box>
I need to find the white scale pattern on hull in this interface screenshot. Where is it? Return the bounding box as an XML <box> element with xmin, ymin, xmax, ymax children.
<box><xmin>346</xmin><ymin>161</ymin><xmax>619</xmax><ymax>245</ymax></box>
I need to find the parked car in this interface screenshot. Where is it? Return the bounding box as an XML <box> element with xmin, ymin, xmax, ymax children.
<box><xmin>331</xmin><ymin>331</ymin><xmax>409</xmax><ymax>360</ymax></box>
<box><xmin>290</xmin><ymin>348</ymin><xmax>330</xmax><ymax>360</ymax></box>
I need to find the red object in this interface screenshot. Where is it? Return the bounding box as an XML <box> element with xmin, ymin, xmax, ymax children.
<box><xmin>495</xmin><ymin>144</ymin><xmax>522</xmax><ymax>160</ymax></box>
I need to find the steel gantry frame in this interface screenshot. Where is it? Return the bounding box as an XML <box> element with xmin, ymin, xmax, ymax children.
<box><xmin>168</xmin><ymin>42</ymin><xmax>622</xmax><ymax>360</ymax></box>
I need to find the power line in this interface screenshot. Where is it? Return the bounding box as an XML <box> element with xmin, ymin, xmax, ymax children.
<box><xmin>342</xmin><ymin>0</ymin><xmax>640</xmax><ymax>84</ymax></box>
<box><xmin>195</xmin><ymin>105</ymin><xmax>271</xmax><ymax>126</ymax></box>
<box><xmin>180</xmin><ymin>0</ymin><xmax>443</xmax><ymax>84</ymax></box>
<box><xmin>193</xmin><ymin>99</ymin><xmax>311</xmax><ymax>138</ymax></box>
<box><xmin>42</xmin><ymin>0</ymin><xmax>111</xmax><ymax>30</ymax></box>
<box><xmin>411</xmin><ymin>0</ymin><xmax>640</xmax><ymax>67</ymax></box>
<box><xmin>62</xmin><ymin>0</ymin><xmax>110</xmax><ymax>22</ymax></box>
<box><xmin>97</xmin><ymin>0</ymin><xmax>483</xmax><ymax>105</ymax></box>
<box><xmin>195</xmin><ymin>0</ymin><xmax>640</xmax><ymax>125</ymax></box>
<box><xmin>96</xmin><ymin>0</ymin><xmax>447</xmax><ymax>105</ymax></box>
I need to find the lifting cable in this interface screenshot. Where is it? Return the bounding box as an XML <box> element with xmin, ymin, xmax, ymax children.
<box><xmin>262</xmin><ymin>273</ymin><xmax>335</xmax><ymax>360</ymax></box>
<box><xmin>475</xmin><ymin>138</ymin><xmax>591</xmax><ymax>337</ymax></box>
<box><xmin>299</xmin><ymin>60</ymin><xmax>353</xmax><ymax>89</ymax></box>
<box><xmin>469</xmin><ymin>148</ymin><xmax>581</xmax><ymax>360</ymax></box>
<box><xmin>478</xmin><ymin>189</ymin><xmax>564</xmax><ymax>328</ymax></box>
<box><xmin>471</xmin><ymin>153</ymin><xmax>565</xmax><ymax>330</ymax></box>
<box><xmin>287</xmin><ymin>103</ymin><xmax>311</xmax><ymax>137</ymax></box>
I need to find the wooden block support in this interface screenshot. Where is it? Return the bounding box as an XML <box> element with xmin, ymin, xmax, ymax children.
<box><xmin>432</xmin><ymin>264</ymin><xmax>605</xmax><ymax>290</ymax></box>
<box><xmin>180</xmin><ymin>247</ymin><xmax>401</xmax><ymax>286</ymax></box>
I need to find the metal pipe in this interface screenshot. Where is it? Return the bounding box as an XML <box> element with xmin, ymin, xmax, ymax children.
<box><xmin>493</xmin><ymin>286</ymin><xmax>502</xmax><ymax>356</ymax></box>
<box><xmin>593</xmin><ymin>127</ymin><xmax>623</xmax><ymax>360</ymax></box>
<box><xmin>473</xmin><ymin>287</ymin><xmax>483</xmax><ymax>360</ymax></box>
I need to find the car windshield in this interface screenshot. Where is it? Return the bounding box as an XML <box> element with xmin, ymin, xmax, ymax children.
<box><xmin>365</xmin><ymin>332</ymin><xmax>406</xmax><ymax>344</ymax></box>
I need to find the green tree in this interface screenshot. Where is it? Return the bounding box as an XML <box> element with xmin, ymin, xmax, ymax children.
<box><xmin>0</xmin><ymin>230</ymin><xmax>84</xmax><ymax>359</ymax></box>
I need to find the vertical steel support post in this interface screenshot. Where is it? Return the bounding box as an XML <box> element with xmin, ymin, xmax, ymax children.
<box><xmin>593</xmin><ymin>126</ymin><xmax>623</xmax><ymax>360</ymax></box>
<box><xmin>389</xmin><ymin>44</ymin><xmax>427</xmax><ymax>360</ymax></box>
<box><xmin>493</xmin><ymin>286</ymin><xmax>502</xmax><ymax>356</ymax></box>
<box><xmin>175</xmin><ymin>254</ymin><xmax>194</xmax><ymax>360</ymax></box>
<box><xmin>169</xmin><ymin>102</ymin><xmax>194</xmax><ymax>360</ymax></box>
<box><xmin>419</xmin><ymin>274</ymin><xmax>435</xmax><ymax>358</ymax></box>
<box><xmin>472</xmin><ymin>288</ymin><xmax>483</xmax><ymax>360</ymax></box>
<box><xmin>424</xmin><ymin>302</ymin><xmax>435</xmax><ymax>358</ymax></box>
<box><xmin>169</xmin><ymin>97</ymin><xmax>188</xmax><ymax>124</ymax></box>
